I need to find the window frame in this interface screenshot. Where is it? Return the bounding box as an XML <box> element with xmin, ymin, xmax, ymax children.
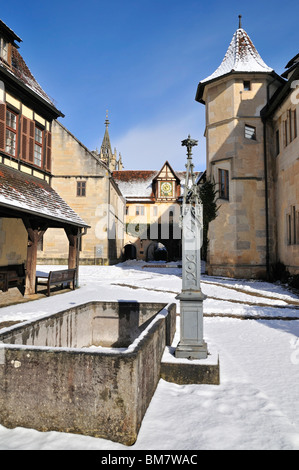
<box><xmin>275</xmin><ymin>129</ymin><xmax>280</xmax><ymax>157</ymax></box>
<box><xmin>135</xmin><ymin>205</ymin><xmax>145</xmax><ymax>216</ymax></box>
<box><xmin>34</xmin><ymin>125</ymin><xmax>43</xmax><ymax>167</ymax></box>
<box><xmin>5</xmin><ymin>108</ymin><xmax>18</xmax><ymax>157</ymax></box>
<box><xmin>0</xmin><ymin>36</ymin><xmax>8</xmax><ymax>62</ymax></box>
<box><xmin>243</xmin><ymin>80</ymin><xmax>251</xmax><ymax>91</ymax></box>
<box><xmin>77</xmin><ymin>181</ymin><xmax>87</xmax><ymax>197</ymax></box>
<box><xmin>245</xmin><ymin>124</ymin><xmax>257</xmax><ymax>140</ymax></box>
<box><xmin>218</xmin><ymin>168</ymin><xmax>229</xmax><ymax>201</ymax></box>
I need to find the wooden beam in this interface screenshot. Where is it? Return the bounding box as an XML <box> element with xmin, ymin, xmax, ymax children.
<box><xmin>64</xmin><ymin>227</ymin><xmax>78</xmax><ymax>270</ymax></box>
<box><xmin>22</xmin><ymin>217</ymin><xmax>48</xmax><ymax>295</ymax></box>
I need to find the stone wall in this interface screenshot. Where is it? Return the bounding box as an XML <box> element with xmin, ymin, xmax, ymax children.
<box><xmin>38</xmin><ymin>121</ymin><xmax>125</xmax><ymax>265</ymax></box>
<box><xmin>204</xmin><ymin>75</ymin><xmax>277</xmax><ymax>279</ymax></box>
<box><xmin>0</xmin><ymin>301</ymin><xmax>176</xmax><ymax>445</ymax></box>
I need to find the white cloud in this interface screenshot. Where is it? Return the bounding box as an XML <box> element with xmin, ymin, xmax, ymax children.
<box><xmin>114</xmin><ymin>109</ymin><xmax>206</xmax><ymax>172</ymax></box>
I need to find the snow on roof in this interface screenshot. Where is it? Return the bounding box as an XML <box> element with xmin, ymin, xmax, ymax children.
<box><xmin>113</xmin><ymin>171</ymin><xmax>158</xmax><ymax>198</ymax></box>
<box><xmin>201</xmin><ymin>28</ymin><xmax>273</xmax><ymax>84</ymax></box>
<box><xmin>0</xmin><ymin>164</ymin><xmax>88</xmax><ymax>227</ymax></box>
<box><xmin>0</xmin><ymin>19</ymin><xmax>62</xmax><ymax>115</ymax></box>
<box><xmin>113</xmin><ymin>170</ymin><xmax>203</xmax><ymax>199</ymax></box>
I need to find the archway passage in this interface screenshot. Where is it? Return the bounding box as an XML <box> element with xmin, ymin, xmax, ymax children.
<box><xmin>124</xmin><ymin>244</ymin><xmax>137</xmax><ymax>260</ymax></box>
<box><xmin>147</xmin><ymin>242</ymin><xmax>167</xmax><ymax>261</ymax></box>
<box><xmin>146</xmin><ymin>239</ymin><xmax>181</xmax><ymax>262</ymax></box>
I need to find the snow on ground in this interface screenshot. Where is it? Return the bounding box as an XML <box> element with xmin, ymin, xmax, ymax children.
<box><xmin>0</xmin><ymin>261</ymin><xmax>299</xmax><ymax>450</ymax></box>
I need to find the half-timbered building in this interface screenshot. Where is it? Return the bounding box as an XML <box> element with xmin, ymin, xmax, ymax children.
<box><xmin>0</xmin><ymin>19</ymin><xmax>88</xmax><ymax>295</ymax></box>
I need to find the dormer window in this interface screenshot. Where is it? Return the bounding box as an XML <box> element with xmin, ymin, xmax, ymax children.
<box><xmin>0</xmin><ymin>36</ymin><xmax>8</xmax><ymax>62</ymax></box>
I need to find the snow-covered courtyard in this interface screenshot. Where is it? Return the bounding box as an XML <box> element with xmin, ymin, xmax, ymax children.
<box><xmin>0</xmin><ymin>260</ymin><xmax>299</xmax><ymax>450</ymax></box>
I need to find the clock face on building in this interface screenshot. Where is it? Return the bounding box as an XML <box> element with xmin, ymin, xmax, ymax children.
<box><xmin>160</xmin><ymin>181</ymin><xmax>173</xmax><ymax>198</ymax></box>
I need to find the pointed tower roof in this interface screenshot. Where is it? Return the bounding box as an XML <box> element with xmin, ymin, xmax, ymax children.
<box><xmin>101</xmin><ymin>111</ymin><xmax>113</xmax><ymax>158</ymax></box>
<box><xmin>196</xmin><ymin>17</ymin><xmax>275</xmax><ymax>103</ymax></box>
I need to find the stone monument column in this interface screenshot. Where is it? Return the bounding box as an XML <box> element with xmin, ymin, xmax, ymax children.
<box><xmin>175</xmin><ymin>136</ymin><xmax>208</xmax><ymax>360</ymax></box>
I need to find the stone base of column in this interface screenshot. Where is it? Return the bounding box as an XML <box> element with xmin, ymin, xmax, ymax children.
<box><xmin>175</xmin><ymin>340</ymin><xmax>208</xmax><ymax>360</ymax></box>
<box><xmin>161</xmin><ymin>345</ymin><xmax>220</xmax><ymax>385</ymax></box>
<box><xmin>175</xmin><ymin>291</ymin><xmax>208</xmax><ymax>360</ymax></box>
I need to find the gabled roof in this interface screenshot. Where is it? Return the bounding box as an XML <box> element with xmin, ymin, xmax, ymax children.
<box><xmin>261</xmin><ymin>63</ymin><xmax>299</xmax><ymax>120</ymax></box>
<box><xmin>281</xmin><ymin>53</ymin><xmax>299</xmax><ymax>79</ymax></box>
<box><xmin>112</xmin><ymin>170</ymin><xmax>158</xmax><ymax>199</ymax></box>
<box><xmin>0</xmin><ymin>164</ymin><xmax>88</xmax><ymax>228</ymax></box>
<box><xmin>153</xmin><ymin>161</ymin><xmax>180</xmax><ymax>183</ymax></box>
<box><xmin>0</xmin><ymin>19</ymin><xmax>22</xmax><ymax>45</ymax></box>
<box><xmin>0</xmin><ymin>19</ymin><xmax>63</xmax><ymax>118</ymax></box>
<box><xmin>285</xmin><ymin>53</ymin><xmax>299</xmax><ymax>70</ymax></box>
<box><xmin>112</xmin><ymin>165</ymin><xmax>204</xmax><ymax>200</ymax></box>
<box><xmin>196</xmin><ymin>26</ymin><xmax>274</xmax><ymax>103</ymax></box>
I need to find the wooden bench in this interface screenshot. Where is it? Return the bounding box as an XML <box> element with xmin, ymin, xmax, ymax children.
<box><xmin>35</xmin><ymin>268</ymin><xmax>77</xmax><ymax>297</ymax></box>
<box><xmin>0</xmin><ymin>264</ymin><xmax>26</xmax><ymax>292</ymax></box>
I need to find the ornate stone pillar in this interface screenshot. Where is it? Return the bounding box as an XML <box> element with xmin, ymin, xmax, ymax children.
<box><xmin>175</xmin><ymin>136</ymin><xmax>208</xmax><ymax>360</ymax></box>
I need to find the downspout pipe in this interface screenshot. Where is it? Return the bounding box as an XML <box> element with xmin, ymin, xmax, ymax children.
<box><xmin>262</xmin><ymin>78</ymin><xmax>278</xmax><ymax>281</ymax></box>
<box><xmin>263</xmin><ymin>119</ymin><xmax>270</xmax><ymax>281</ymax></box>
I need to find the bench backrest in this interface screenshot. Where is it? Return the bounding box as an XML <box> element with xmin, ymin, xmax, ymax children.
<box><xmin>0</xmin><ymin>264</ymin><xmax>25</xmax><ymax>276</ymax></box>
<box><xmin>48</xmin><ymin>269</ymin><xmax>76</xmax><ymax>283</ymax></box>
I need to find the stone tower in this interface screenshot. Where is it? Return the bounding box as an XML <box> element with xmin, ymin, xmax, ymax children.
<box><xmin>96</xmin><ymin>113</ymin><xmax>123</xmax><ymax>171</ymax></box>
<box><xmin>195</xmin><ymin>18</ymin><xmax>283</xmax><ymax>279</ymax></box>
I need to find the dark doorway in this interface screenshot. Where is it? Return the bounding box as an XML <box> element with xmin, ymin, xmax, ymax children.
<box><xmin>124</xmin><ymin>244</ymin><xmax>137</xmax><ymax>260</ymax></box>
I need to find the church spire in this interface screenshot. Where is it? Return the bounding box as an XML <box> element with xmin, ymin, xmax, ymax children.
<box><xmin>98</xmin><ymin>112</ymin><xmax>123</xmax><ymax>171</ymax></box>
<box><xmin>101</xmin><ymin>110</ymin><xmax>113</xmax><ymax>162</ymax></box>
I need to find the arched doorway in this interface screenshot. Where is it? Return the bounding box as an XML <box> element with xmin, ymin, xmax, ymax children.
<box><xmin>123</xmin><ymin>244</ymin><xmax>137</xmax><ymax>260</ymax></box>
<box><xmin>146</xmin><ymin>242</ymin><xmax>168</xmax><ymax>262</ymax></box>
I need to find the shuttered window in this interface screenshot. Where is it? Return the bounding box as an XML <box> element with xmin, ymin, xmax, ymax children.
<box><xmin>34</xmin><ymin>126</ymin><xmax>43</xmax><ymax>167</ymax></box>
<box><xmin>0</xmin><ymin>103</ymin><xmax>51</xmax><ymax>172</ymax></box>
<box><xmin>5</xmin><ymin>109</ymin><xmax>17</xmax><ymax>156</ymax></box>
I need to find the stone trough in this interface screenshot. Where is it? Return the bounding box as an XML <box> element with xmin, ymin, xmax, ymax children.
<box><xmin>0</xmin><ymin>301</ymin><xmax>176</xmax><ymax>446</ymax></box>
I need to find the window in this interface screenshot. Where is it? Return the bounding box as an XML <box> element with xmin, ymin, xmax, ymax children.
<box><xmin>34</xmin><ymin>126</ymin><xmax>43</xmax><ymax>167</ymax></box>
<box><xmin>243</xmin><ymin>80</ymin><xmax>251</xmax><ymax>91</ymax></box>
<box><xmin>5</xmin><ymin>109</ymin><xmax>17</xmax><ymax>156</ymax></box>
<box><xmin>245</xmin><ymin>124</ymin><xmax>256</xmax><ymax>140</ymax></box>
<box><xmin>275</xmin><ymin>129</ymin><xmax>280</xmax><ymax>156</ymax></box>
<box><xmin>136</xmin><ymin>206</ymin><xmax>144</xmax><ymax>216</ymax></box>
<box><xmin>126</xmin><ymin>206</ymin><xmax>129</xmax><ymax>215</ymax></box>
<box><xmin>152</xmin><ymin>206</ymin><xmax>158</xmax><ymax>217</ymax></box>
<box><xmin>77</xmin><ymin>181</ymin><xmax>86</xmax><ymax>197</ymax></box>
<box><xmin>0</xmin><ymin>37</ymin><xmax>8</xmax><ymax>62</ymax></box>
<box><xmin>284</xmin><ymin>118</ymin><xmax>288</xmax><ymax>147</ymax></box>
<box><xmin>284</xmin><ymin>109</ymin><xmax>297</xmax><ymax>147</ymax></box>
<box><xmin>292</xmin><ymin>109</ymin><xmax>297</xmax><ymax>140</ymax></box>
<box><xmin>293</xmin><ymin>206</ymin><xmax>297</xmax><ymax>245</ymax></box>
<box><xmin>219</xmin><ymin>169</ymin><xmax>229</xmax><ymax>200</ymax></box>
<box><xmin>287</xmin><ymin>214</ymin><xmax>292</xmax><ymax>245</ymax></box>
<box><xmin>287</xmin><ymin>206</ymin><xmax>299</xmax><ymax>245</ymax></box>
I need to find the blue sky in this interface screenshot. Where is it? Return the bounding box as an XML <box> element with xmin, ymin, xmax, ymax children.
<box><xmin>1</xmin><ymin>0</ymin><xmax>298</xmax><ymax>171</ymax></box>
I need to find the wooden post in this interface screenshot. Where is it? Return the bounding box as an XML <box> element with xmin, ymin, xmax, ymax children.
<box><xmin>65</xmin><ymin>227</ymin><xmax>78</xmax><ymax>269</ymax></box>
<box><xmin>23</xmin><ymin>219</ymin><xmax>47</xmax><ymax>296</ymax></box>
<box><xmin>65</xmin><ymin>227</ymin><xmax>79</xmax><ymax>287</ymax></box>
